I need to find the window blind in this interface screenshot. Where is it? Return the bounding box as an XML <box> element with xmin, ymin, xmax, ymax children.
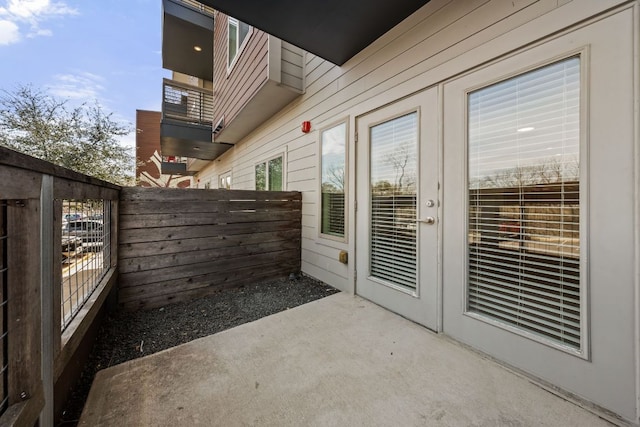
<box><xmin>467</xmin><ymin>57</ymin><xmax>581</xmax><ymax>349</ymax></box>
<box><xmin>370</xmin><ymin>112</ymin><xmax>418</xmax><ymax>289</ymax></box>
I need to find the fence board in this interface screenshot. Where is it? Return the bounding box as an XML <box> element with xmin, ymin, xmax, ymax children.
<box><xmin>120</xmin><ymin>187</ymin><xmax>301</xmax><ymax>202</ymax></box>
<box><xmin>119</xmin><ymin>263</ymin><xmax>296</xmax><ymax>311</ymax></box>
<box><xmin>119</xmin><ymin>229</ymin><xmax>300</xmax><ymax>259</ymax></box>
<box><xmin>118</xmin><ymin>262</ymin><xmax>298</xmax><ymax>306</ymax></box>
<box><xmin>119</xmin><ymin>209</ymin><xmax>300</xmax><ymax>229</ymax></box>
<box><xmin>119</xmin><ymin>220</ymin><xmax>299</xmax><ymax>244</ymax></box>
<box><xmin>119</xmin><ymin>240</ymin><xmax>300</xmax><ymax>273</ymax></box>
<box><xmin>119</xmin><ymin>200</ymin><xmax>297</xmax><ymax>215</ymax></box>
<box><xmin>118</xmin><ymin>188</ymin><xmax>302</xmax><ymax>310</ymax></box>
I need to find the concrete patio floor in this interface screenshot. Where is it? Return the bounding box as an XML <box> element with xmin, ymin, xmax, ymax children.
<box><xmin>79</xmin><ymin>293</ymin><xmax>613</xmax><ymax>426</ymax></box>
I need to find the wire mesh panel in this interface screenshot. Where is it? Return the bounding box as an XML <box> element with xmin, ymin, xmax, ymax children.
<box><xmin>0</xmin><ymin>201</ymin><xmax>8</xmax><ymax>416</ymax></box>
<box><xmin>60</xmin><ymin>200</ymin><xmax>111</xmax><ymax>330</ymax></box>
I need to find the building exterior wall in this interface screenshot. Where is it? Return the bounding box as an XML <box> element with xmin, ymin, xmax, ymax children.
<box><xmin>195</xmin><ymin>1</ymin><xmax>639</xmax><ymax>422</ymax></box>
<box><xmin>136</xmin><ymin>110</ymin><xmax>192</xmax><ymax>188</ymax></box>
<box><xmin>212</xmin><ymin>12</ymin><xmax>269</xmax><ymax>133</ymax></box>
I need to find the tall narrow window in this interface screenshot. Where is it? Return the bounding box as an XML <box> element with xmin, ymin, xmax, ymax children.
<box><xmin>467</xmin><ymin>57</ymin><xmax>581</xmax><ymax>349</ymax></box>
<box><xmin>255</xmin><ymin>156</ymin><xmax>283</xmax><ymax>191</ymax></box>
<box><xmin>320</xmin><ymin>122</ymin><xmax>346</xmax><ymax>238</ymax></box>
<box><xmin>228</xmin><ymin>18</ymin><xmax>251</xmax><ymax>68</ymax></box>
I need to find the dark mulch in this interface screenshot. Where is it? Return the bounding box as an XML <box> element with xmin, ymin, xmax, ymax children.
<box><xmin>57</xmin><ymin>275</ymin><xmax>339</xmax><ymax>426</ymax></box>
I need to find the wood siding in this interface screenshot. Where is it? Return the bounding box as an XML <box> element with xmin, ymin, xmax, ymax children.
<box><xmin>118</xmin><ymin>187</ymin><xmax>302</xmax><ymax>310</ymax></box>
<box><xmin>196</xmin><ymin>0</ymin><xmax>630</xmax><ymax>294</ymax></box>
<box><xmin>212</xmin><ymin>13</ymin><xmax>269</xmax><ymax>132</ymax></box>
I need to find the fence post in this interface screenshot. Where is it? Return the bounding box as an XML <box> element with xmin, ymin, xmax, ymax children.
<box><xmin>40</xmin><ymin>175</ymin><xmax>54</xmax><ymax>427</ymax></box>
<box><xmin>7</xmin><ymin>198</ymin><xmax>44</xmax><ymax>424</ymax></box>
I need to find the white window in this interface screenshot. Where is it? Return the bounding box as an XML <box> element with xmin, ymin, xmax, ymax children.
<box><xmin>219</xmin><ymin>171</ymin><xmax>232</xmax><ymax>189</ymax></box>
<box><xmin>228</xmin><ymin>17</ymin><xmax>251</xmax><ymax>69</ymax></box>
<box><xmin>320</xmin><ymin>122</ymin><xmax>347</xmax><ymax>240</ymax></box>
<box><xmin>255</xmin><ymin>155</ymin><xmax>283</xmax><ymax>191</ymax></box>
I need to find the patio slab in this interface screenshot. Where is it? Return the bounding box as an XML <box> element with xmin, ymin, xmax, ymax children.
<box><xmin>79</xmin><ymin>293</ymin><xmax>612</xmax><ymax>426</ymax></box>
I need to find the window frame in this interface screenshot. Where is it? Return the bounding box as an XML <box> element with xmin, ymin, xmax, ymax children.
<box><xmin>227</xmin><ymin>17</ymin><xmax>253</xmax><ymax>73</ymax></box>
<box><xmin>255</xmin><ymin>154</ymin><xmax>285</xmax><ymax>191</ymax></box>
<box><xmin>218</xmin><ymin>170</ymin><xmax>232</xmax><ymax>189</ymax></box>
<box><xmin>318</xmin><ymin>119</ymin><xmax>349</xmax><ymax>243</ymax></box>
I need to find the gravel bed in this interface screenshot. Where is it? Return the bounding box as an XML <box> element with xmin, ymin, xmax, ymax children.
<box><xmin>57</xmin><ymin>275</ymin><xmax>339</xmax><ymax>426</ymax></box>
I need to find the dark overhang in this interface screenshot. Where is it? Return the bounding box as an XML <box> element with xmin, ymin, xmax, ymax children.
<box><xmin>161</xmin><ymin>120</ymin><xmax>232</xmax><ymax>160</ymax></box>
<box><xmin>197</xmin><ymin>0</ymin><xmax>430</xmax><ymax>65</ymax></box>
<box><xmin>162</xmin><ymin>0</ymin><xmax>214</xmax><ymax>80</ymax></box>
<box><xmin>161</xmin><ymin>161</ymin><xmax>196</xmax><ymax>176</ymax></box>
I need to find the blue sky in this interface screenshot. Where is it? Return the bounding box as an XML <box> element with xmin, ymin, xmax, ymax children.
<box><xmin>0</xmin><ymin>0</ymin><xmax>170</xmax><ymax>150</ymax></box>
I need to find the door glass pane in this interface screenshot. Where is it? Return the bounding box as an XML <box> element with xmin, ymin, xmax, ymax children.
<box><xmin>268</xmin><ymin>156</ymin><xmax>283</xmax><ymax>191</ymax></box>
<box><xmin>468</xmin><ymin>57</ymin><xmax>581</xmax><ymax>349</ymax></box>
<box><xmin>370</xmin><ymin>112</ymin><xmax>418</xmax><ymax>289</ymax></box>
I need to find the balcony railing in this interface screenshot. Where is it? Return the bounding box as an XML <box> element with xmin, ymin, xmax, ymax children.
<box><xmin>171</xmin><ymin>0</ymin><xmax>215</xmax><ymax>17</ymax></box>
<box><xmin>162</xmin><ymin>79</ymin><xmax>213</xmax><ymax>127</ymax></box>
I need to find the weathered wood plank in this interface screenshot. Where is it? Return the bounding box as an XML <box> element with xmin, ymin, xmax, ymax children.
<box><xmin>120</xmin><ymin>187</ymin><xmax>301</xmax><ymax>202</ymax></box>
<box><xmin>119</xmin><ymin>229</ymin><xmax>301</xmax><ymax>259</ymax></box>
<box><xmin>0</xmin><ymin>146</ymin><xmax>120</xmax><ymax>190</ymax></box>
<box><xmin>118</xmin><ymin>261</ymin><xmax>298</xmax><ymax>305</ymax></box>
<box><xmin>53</xmin><ymin>199</ymin><xmax>62</xmax><ymax>357</ymax></box>
<box><xmin>0</xmin><ymin>166</ymin><xmax>42</xmax><ymax>199</ymax></box>
<box><xmin>0</xmin><ymin>386</ymin><xmax>44</xmax><ymax>427</ymax></box>
<box><xmin>119</xmin><ymin>209</ymin><xmax>301</xmax><ymax>229</ymax></box>
<box><xmin>7</xmin><ymin>199</ymin><xmax>42</xmax><ymax>406</ymax></box>
<box><xmin>117</xmin><ymin>188</ymin><xmax>302</xmax><ymax>309</ymax></box>
<box><xmin>109</xmin><ymin>200</ymin><xmax>119</xmax><ymax>268</ymax></box>
<box><xmin>53</xmin><ymin>177</ymin><xmax>119</xmax><ymax>201</ymax></box>
<box><xmin>119</xmin><ymin>239</ymin><xmax>300</xmax><ymax>273</ymax></box>
<box><xmin>120</xmin><ymin>264</ymin><xmax>296</xmax><ymax>311</ymax></box>
<box><xmin>119</xmin><ymin>220</ymin><xmax>299</xmax><ymax>244</ymax></box>
<box><xmin>119</xmin><ymin>249</ymin><xmax>299</xmax><ymax>287</ymax></box>
<box><xmin>119</xmin><ymin>199</ymin><xmax>299</xmax><ymax>215</ymax></box>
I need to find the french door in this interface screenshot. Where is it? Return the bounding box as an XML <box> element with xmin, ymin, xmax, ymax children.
<box><xmin>355</xmin><ymin>88</ymin><xmax>439</xmax><ymax>330</ymax></box>
<box><xmin>442</xmin><ymin>12</ymin><xmax>636</xmax><ymax>420</ymax></box>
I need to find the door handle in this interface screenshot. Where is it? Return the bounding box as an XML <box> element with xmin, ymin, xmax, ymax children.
<box><xmin>418</xmin><ymin>216</ymin><xmax>436</xmax><ymax>225</ymax></box>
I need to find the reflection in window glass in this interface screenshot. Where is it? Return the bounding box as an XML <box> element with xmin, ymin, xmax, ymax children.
<box><xmin>228</xmin><ymin>18</ymin><xmax>251</xmax><ymax>67</ymax></box>
<box><xmin>255</xmin><ymin>162</ymin><xmax>266</xmax><ymax>191</ymax></box>
<box><xmin>370</xmin><ymin>112</ymin><xmax>418</xmax><ymax>289</ymax></box>
<box><xmin>467</xmin><ymin>57</ymin><xmax>582</xmax><ymax>349</ymax></box>
<box><xmin>268</xmin><ymin>156</ymin><xmax>283</xmax><ymax>191</ymax></box>
<box><xmin>255</xmin><ymin>156</ymin><xmax>283</xmax><ymax>191</ymax></box>
<box><xmin>321</xmin><ymin>123</ymin><xmax>346</xmax><ymax>237</ymax></box>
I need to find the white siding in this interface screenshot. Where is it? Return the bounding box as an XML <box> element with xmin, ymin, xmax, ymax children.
<box><xmin>197</xmin><ymin>0</ymin><xmax>631</xmax><ymax>295</ymax></box>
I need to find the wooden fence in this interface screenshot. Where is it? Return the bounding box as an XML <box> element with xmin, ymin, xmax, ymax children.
<box><xmin>118</xmin><ymin>187</ymin><xmax>302</xmax><ymax>310</ymax></box>
<box><xmin>0</xmin><ymin>147</ymin><xmax>120</xmax><ymax>427</ymax></box>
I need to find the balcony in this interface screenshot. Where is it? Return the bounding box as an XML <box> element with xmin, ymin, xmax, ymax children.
<box><xmin>160</xmin><ymin>79</ymin><xmax>232</xmax><ymax>162</ymax></box>
<box><xmin>0</xmin><ymin>147</ymin><xmax>623</xmax><ymax>427</ymax></box>
<box><xmin>160</xmin><ymin>155</ymin><xmax>196</xmax><ymax>176</ymax></box>
<box><xmin>162</xmin><ymin>0</ymin><xmax>214</xmax><ymax>80</ymax></box>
